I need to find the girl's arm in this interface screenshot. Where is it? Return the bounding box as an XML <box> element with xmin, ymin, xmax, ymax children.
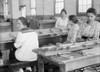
<box><xmin>55</xmin><ymin>18</ymin><xmax>59</xmax><ymax>28</ymax></box>
<box><xmin>71</xmin><ymin>25</ymin><xmax>79</xmax><ymax>42</ymax></box>
<box><xmin>93</xmin><ymin>24</ymin><xmax>100</xmax><ymax>40</ymax></box>
<box><xmin>14</xmin><ymin>32</ymin><xmax>24</xmax><ymax>48</ymax></box>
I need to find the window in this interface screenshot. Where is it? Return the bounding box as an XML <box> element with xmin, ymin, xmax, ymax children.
<box><xmin>21</xmin><ymin>6</ymin><xmax>26</xmax><ymax>17</ymax></box>
<box><xmin>4</xmin><ymin>0</ymin><xmax>8</xmax><ymax>18</ymax></box>
<box><xmin>55</xmin><ymin>0</ymin><xmax>64</xmax><ymax>14</ymax></box>
<box><xmin>30</xmin><ymin>0</ymin><xmax>36</xmax><ymax>15</ymax></box>
<box><xmin>78</xmin><ymin>0</ymin><xmax>92</xmax><ymax>14</ymax></box>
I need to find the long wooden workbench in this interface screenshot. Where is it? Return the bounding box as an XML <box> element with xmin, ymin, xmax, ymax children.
<box><xmin>0</xmin><ymin>28</ymin><xmax>100</xmax><ymax>72</ymax></box>
<box><xmin>35</xmin><ymin>28</ymin><xmax>67</xmax><ymax>46</ymax></box>
<box><xmin>0</xmin><ymin>28</ymin><xmax>67</xmax><ymax>65</ymax></box>
<box><xmin>0</xmin><ymin>28</ymin><xmax>68</xmax><ymax>46</ymax></box>
<box><xmin>33</xmin><ymin>40</ymin><xmax>100</xmax><ymax>72</ymax></box>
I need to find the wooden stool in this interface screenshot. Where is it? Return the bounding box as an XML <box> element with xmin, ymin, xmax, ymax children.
<box><xmin>8</xmin><ymin>61</ymin><xmax>37</xmax><ymax>72</ymax></box>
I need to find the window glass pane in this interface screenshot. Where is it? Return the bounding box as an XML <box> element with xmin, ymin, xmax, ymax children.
<box><xmin>78</xmin><ymin>0</ymin><xmax>92</xmax><ymax>13</ymax></box>
<box><xmin>30</xmin><ymin>0</ymin><xmax>36</xmax><ymax>15</ymax></box>
<box><xmin>56</xmin><ymin>0</ymin><xmax>64</xmax><ymax>2</ymax></box>
<box><xmin>21</xmin><ymin>6</ymin><xmax>26</xmax><ymax>17</ymax></box>
<box><xmin>82</xmin><ymin>0</ymin><xmax>87</xmax><ymax>5</ymax></box>
<box><xmin>31</xmin><ymin>9</ymin><xmax>36</xmax><ymax>15</ymax></box>
<box><xmin>55</xmin><ymin>1</ymin><xmax>64</xmax><ymax>14</ymax></box>
<box><xmin>82</xmin><ymin>6</ymin><xmax>87</xmax><ymax>12</ymax></box>
<box><xmin>79</xmin><ymin>6</ymin><xmax>83</xmax><ymax>12</ymax></box>
<box><xmin>56</xmin><ymin>2</ymin><xmax>64</xmax><ymax>8</ymax></box>
<box><xmin>4</xmin><ymin>0</ymin><xmax>8</xmax><ymax>17</ymax></box>
<box><xmin>5</xmin><ymin>4</ymin><xmax>8</xmax><ymax>10</ymax></box>
<box><xmin>87</xmin><ymin>0</ymin><xmax>92</xmax><ymax>4</ymax></box>
<box><xmin>5</xmin><ymin>0</ymin><xmax>8</xmax><ymax>2</ymax></box>
<box><xmin>79</xmin><ymin>0</ymin><xmax>82</xmax><ymax>5</ymax></box>
<box><xmin>31</xmin><ymin>0</ymin><xmax>36</xmax><ymax>8</ymax></box>
<box><xmin>86</xmin><ymin>5</ymin><xmax>91</xmax><ymax>10</ymax></box>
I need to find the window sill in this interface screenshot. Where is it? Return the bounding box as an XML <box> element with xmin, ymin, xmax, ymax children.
<box><xmin>77</xmin><ymin>13</ymin><xmax>86</xmax><ymax>16</ymax></box>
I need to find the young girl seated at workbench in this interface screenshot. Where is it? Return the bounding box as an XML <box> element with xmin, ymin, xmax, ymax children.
<box><xmin>78</xmin><ymin>8</ymin><xmax>100</xmax><ymax>41</ymax></box>
<box><xmin>10</xmin><ymin>17</ymin><xmax>39</xmax><ymax>72</ymax></box>
<box><xmin>66</xmin><ymin>15</ymin><xmax>80</xmax><ymax>43</ymax></box>
<box><xmin>55</xmin><ymin>9</ymin><xmax>68</xmax><ymax>30</ymax></box>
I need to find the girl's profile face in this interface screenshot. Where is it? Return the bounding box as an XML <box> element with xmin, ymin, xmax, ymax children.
<box><xmin>72</xmin><ymin>17</ymin><xmax>77</xmax><ymax>23</ymax></box>
<box><xmin>86</xmin><ymin>13</ymin><xmax>96</xmax><ymax>23</ymax></box>
<box><xmin>17</xmin><ymin>20</ymin><xmax>23</xmax><ymax>30</ymax></box>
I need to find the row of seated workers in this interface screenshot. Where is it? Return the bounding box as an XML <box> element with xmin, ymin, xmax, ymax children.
<box><xmin>6</xmin><ymin>7</ymin><xmax>100</xmax><ymax>72</ymax></box>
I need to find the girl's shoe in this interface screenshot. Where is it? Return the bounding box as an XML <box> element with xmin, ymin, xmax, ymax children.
<box><xmin>26</xmin><ymin>67</ymin><xmax>32</xmax><ymax>72</ymax></box>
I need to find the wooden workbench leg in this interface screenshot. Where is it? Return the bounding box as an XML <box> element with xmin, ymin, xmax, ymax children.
<box><xmin>59</xmin><ymin>67</ymin><xmax>64</xmax><ymax>72</ymax></box>
<box><xmin>37</xmin><ymin>55</ymin><xmax>44</xmax><ymax>72</ymax></box>
<box><xmin>59</xmin><ymin>64</ymin><xmax>65</xmax><ymax>72</ymax></box>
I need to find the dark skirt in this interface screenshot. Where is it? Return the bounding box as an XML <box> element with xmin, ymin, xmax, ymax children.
<box><xmin>82</xmin><ymin>36</ymin><xmax>93</xmax><ymax>41</ymax></box>
<box><xmin>9</xmin><ymin>48</ymin><xmax>19</xmax><ymax>63</ymax></box>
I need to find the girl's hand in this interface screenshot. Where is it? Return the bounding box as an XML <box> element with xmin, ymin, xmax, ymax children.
<box><xmin>9</xmin><ymin>32</ymin><xmax>17</xmax><ymax>40</ymax></box>
<box><xmin>76</xmin><ymin>38</ymin><xmax>84</xmax><ymax>42</ymax></box>
<box><xmin>63</xmin><ymin>41</ymin><xmax>71</xmax><ymax>43</ymax></box>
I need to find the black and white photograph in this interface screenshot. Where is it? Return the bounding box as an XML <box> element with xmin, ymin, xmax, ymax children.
<box><xmin>0</xmin><ymin>0</ymin><xmax>100</xmax><ymax>72</ymax></box>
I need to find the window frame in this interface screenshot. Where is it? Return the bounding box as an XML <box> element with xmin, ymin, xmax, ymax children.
<box><xmin>4</xmin><ymin>0</ymin><xmax>8</xmax><ymax>18</ymax></box>
<box><xmin>54</xmin><ymin>0</ymin><xmax>65</xmax><ymax>15</ymax></box>
<box><xmin>21</xmin><ymin>5</ymin><xmax>26</xmax><ymax>17</ymax></box>
<box><xmin>30</xmin><ymin>0</ymin><xmax>36</xmax><ymax>15</ymax></box>
<box><xmin>77</xmin><ymin>0</ymin><xmax>93</xmax><ymax>16</ymax></box>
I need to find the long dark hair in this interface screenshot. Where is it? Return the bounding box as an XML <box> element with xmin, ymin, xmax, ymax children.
<box><xmin>18</xmin><ymin>17</ymin><xmax>29</xmax><ymax>27</ymax></box>
<box><xmin>0</xmin><ymin>51</ymin><xmax>2</xmax><ymax>58</ymax></box>
<box><xmin>69</xmin><ymin>15</ymin><xmax>78</xmax><ymax>23</ymax></box>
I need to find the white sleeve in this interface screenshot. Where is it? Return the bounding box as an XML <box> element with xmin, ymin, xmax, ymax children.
<box><xmin>71</xmin><ymin>25</ymin><xmax>79</xmax><ymax>42</ymax></box>
<box><xmin>14</xmin><ymin>32</ymin><xmax>24</xmax><ymax>48</ymax></box>
<box><xmin>55</xmin><ymin>18</ymin><xmax>60</xmax><ymax>28</ymax></box>
<box><xmin>94</xmin><ymin>23</ymin><xmax>100</xmax><ymax>40</ymax></box>
<box><xmin>33</xmin><ymin>32</ymin><xmax>39</xmax><ymax>49</ymax></box>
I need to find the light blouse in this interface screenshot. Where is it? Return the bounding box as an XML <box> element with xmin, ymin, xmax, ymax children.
<box><xmin>67</xmin><ymin>24</ymin><xmax>79</xmax><ymax>42</ymax></box>
<box><xmin>14</xmin><ymin>28</ymin><xmax>39</xmax><ymax>61</ymax></box>
<box><xmin>55</xmin><ymin>17</ymin><xmax>68</xmax><ymax>30</ymax></box>
<box><xmin>79</xmin><ymin>21</ymin><xmax>100</xmax><ymax>40</ymax></box>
